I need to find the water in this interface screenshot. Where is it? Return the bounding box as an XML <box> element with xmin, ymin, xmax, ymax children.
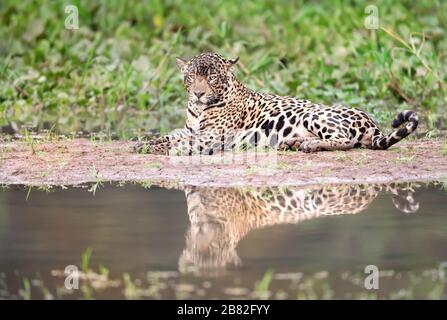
<box><xmin>0</xmin><ymin>182</ymin><xmax>446</xmax><ymax>299</ymax></box>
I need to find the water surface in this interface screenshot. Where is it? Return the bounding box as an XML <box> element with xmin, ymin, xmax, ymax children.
<box><xmin>0</xmin><ymin>182</ymin><xmax>446</xmax><ymax>299</ymax></box>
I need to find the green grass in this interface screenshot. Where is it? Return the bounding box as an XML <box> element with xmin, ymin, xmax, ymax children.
<box><xmin>254</xmin><ymin>268</ymin><xmax>274</xmax><ymax>299</ymax></box>
<box><xmin>145</xmin><ymin>162</ymin><xmax>162</xmax><ymax>169</ymax></box>
<box><xmin>81</xmin><ymin>247</ymin><xmax>93</xmax><ymax>273</ymax></box>
<box><xmin>443</xmin><ymin>141</ymin><xmax>447</xmax><ymax>155</ymax></box>
<box><xmin>88</xmin><ymin>166</ymin><xmax>104</xmax><ymax>195</ymax></box>
<box><xmin>20</xmin><ymin>277</ymin><xmax>31</xmax><ymax>300</ymax></box>
<box><xmin>0</xmin><ymin>0</ymin><xmax>446</xmax><ymax>138</ymax></box>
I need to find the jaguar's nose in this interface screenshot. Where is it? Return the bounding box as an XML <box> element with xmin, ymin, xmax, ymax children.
<box><xmin>194</xmin><ymin>91</ymin><xmax>205</xmax><ymax>99</ymax></box>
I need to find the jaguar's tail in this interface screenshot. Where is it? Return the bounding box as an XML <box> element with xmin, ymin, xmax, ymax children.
<box><xmin>372</xmin><ymin>110</ymin><xmax>418</xmax><ymax>150</ymax></box>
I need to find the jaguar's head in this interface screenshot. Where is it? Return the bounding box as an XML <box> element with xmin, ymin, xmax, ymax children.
<box><xmin>178</xmin><ymin>219</ymin><xmax>241</xmax><ymax>276</ymax></box>
<box><xmin>176</xmin><ymin>52</ymin><xmax>239</xmax><ymax>107</ymax></box>
<box><xmin>178</xmin><ymin>186</ymin><xmax>242</xmax><ymax>275</ymax></box>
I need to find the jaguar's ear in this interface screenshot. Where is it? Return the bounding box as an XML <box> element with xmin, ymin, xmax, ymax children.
<box><xmin>226</xmin><ymin>56</ymin><xmax>239</xmax><ymax>68</ymax></box>
<box><xmin>175</xmin><ymin>57</ymin><xmax>188</xmax><ymax>73</ymax></box>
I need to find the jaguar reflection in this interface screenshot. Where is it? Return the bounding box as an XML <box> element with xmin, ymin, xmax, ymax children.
<box><xmin>178</xmin><ymin>183</ymin><xmax>419</xmax><ymax>274</ymax></box>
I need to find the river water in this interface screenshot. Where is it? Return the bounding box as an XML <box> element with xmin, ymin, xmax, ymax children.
<box><xmin>0</xmin><ymin>181</ymin><xmax>446</xmax><ymax>299</ymax></box>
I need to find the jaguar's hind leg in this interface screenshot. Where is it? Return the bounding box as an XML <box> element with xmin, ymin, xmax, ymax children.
<box><xmin>300</xmin><ymin>137</ymin><xmax>354</xmax><ymax>153</ymax></box>
<box><xmin>300</xmin><ymin>110</ymin><xmax>356</xmax><ymax>152</ymax></box>
<box><xmin>278</xmin><ymin>137</ymin><xmax>314</xmax><ymax>151</ymax></box>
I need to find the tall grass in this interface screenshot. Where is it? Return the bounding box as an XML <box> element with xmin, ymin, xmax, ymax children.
<box><xmin>0</xmin><ymin>0</ymin><xmax>446</xmax><ymax>137</ymax></box>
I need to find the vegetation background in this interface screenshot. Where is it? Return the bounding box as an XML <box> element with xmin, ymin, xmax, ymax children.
<box><xmin>0</xmin><ymin>0</ymin><xmax>446</xmax><ymax>138</ymax></box>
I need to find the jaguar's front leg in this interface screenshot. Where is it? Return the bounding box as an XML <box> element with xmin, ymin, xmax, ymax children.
<box><xmin>134</xmin><ymin>136</ymin><xmax>169</xmax><ymax>153</ymax></box>
<box><xmin>134</xmin><ymin>128</ymin><xmax>192</xmax><ymax>155</ymax></box>
<box><xmin>134</xmin><ymin>141</ymin><xmax>171</xmax><ymax>155</ymax></box>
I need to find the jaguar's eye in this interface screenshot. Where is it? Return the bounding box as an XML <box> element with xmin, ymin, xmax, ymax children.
<box><xmin>208</xmin><ymin>74</ymin><xmax>218</xmax><ymax>83</ymax></box>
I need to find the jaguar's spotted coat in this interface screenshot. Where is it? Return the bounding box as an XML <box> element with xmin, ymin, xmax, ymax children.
<box><xmin>135</xmin><ymin>53</ymin><xmax>418</xmax><ymax>155</ymax></box>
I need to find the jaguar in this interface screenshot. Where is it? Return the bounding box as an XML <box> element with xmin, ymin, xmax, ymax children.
<box><xmin>135</xmin><ymin>52</ymin><xmax>418</xmax><ymax>155</ymax></box>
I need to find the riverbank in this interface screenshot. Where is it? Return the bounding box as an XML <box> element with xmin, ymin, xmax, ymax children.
<box><xmin>1</xmin><ymin>138</ymin><xmax>446</xmax><ymax>187</ymax></box>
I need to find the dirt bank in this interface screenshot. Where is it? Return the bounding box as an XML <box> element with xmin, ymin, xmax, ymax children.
<box><xmin>0</xmin><ymin>138</ymin><xmax>446</xmax><ymax>187</ymax></box>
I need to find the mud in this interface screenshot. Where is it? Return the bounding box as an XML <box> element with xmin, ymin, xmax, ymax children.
<box><xmin>0</xmin><ymin>138</ymin><xmax>446</xmax><ymax>187</ymax></box>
